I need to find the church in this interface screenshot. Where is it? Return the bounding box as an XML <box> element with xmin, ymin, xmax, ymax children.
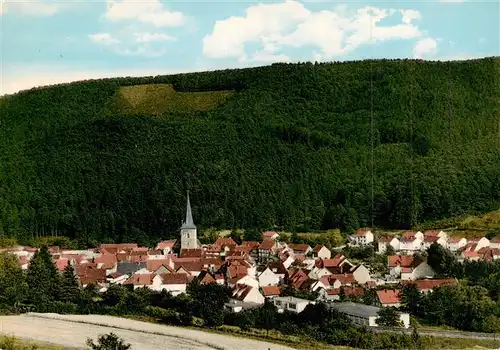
<box><xmin>180</xmin><ymin>191</ymin><xmax>201</xmax><ymax>250</ymax></box>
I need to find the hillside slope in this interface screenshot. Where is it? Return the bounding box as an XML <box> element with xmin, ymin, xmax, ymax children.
<box><xmin>0</xmin><ymin>58</ymin><xmax>499</xmax><ymax>245</ymax></box>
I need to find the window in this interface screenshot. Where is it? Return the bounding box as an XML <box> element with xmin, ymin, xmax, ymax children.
<box><xmin>288</xmin><ymin>303</ymin><xmax>296</xmax><ymax>309</ymax></box>
<box><xmin>275</xmin><ymin>301</ymin><xmax>281</xmax><ymax>306</ymax></box>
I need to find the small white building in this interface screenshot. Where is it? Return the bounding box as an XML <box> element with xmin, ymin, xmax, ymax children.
<box><xmin>232</xmin><ymin>284</ymin><xmax>265</xmax><ymax>305</ymax></box>
<box><xmin>447</xmin><ymin>237</ymin><xmax>468</xmax><ymax>251</ymax></box>
<box><xmin>350</xmin><ymin>229</ymin><xmax>374</xmax><ymax>246</ymax></box>
<box><xmin>273</xmin><ymin>296</ymin><xmax>315</xmax><ymax>314</ymax></box>
<box><xmin>329</xmin><ymin>302</ymin><xmax>410</xmax><ymax>329</ymax></box>
<box><xmin>377</xmin><ymin>236</ymin><xmax>400</xmax><ymax>254</ymax></box>
<box><xmin>399</xmin><ymin>236</ymin><xmax>424</xmax><ymax>252</ymax></box>
<box><xmin>311</xmin><ymin>245</ymin><xmax>332</xmax><ymax>260</ymax></box>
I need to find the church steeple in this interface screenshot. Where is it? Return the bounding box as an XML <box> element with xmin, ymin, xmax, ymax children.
<box><xmin>181</xmin><ymin>190</ymin><xmax>196</xmax><ymax>229</ymax></box>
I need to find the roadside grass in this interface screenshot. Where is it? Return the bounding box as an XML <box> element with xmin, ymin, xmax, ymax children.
<box><xmin>0</xmin><ymin>335</ymin><xmax>66</xmax><ymax>350</ymax></box>
<box><xmin>110</xmin><ymin>84</ymin><xmax>234</xmax><ymax>116</ymax></box>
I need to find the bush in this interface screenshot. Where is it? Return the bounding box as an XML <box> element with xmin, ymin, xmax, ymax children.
<box><xmin>86</xmin><ymin>332</ymin><xmax>131</xmax><ymax>350</ymax></box>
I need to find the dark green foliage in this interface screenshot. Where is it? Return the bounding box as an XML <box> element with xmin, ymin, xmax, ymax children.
<box><xmin>400</xmin><ymin>283</ymin><xmax>422</xmax><ymax>315</ymax></box>
<box><xmin>426</xmin><ymin>243</ymin><xmax>458</xmax><ymax>276</ymax></box>
<box><xmin>187</xmin><ymin>281</ymin><xmax>231</xmax><ymax>327</ymax></box>
<box><xmin>377</xmin><ymin>307</ymin><xmax>402</xmax><ymax>327</ymax></box>
<box><xmin>86</xmin><ymin>332</ymin><xmax>131</xmax><ymax>350</ymax></box>
<box><xmin>1</xmin><ymin>59</ymin><xmax>499</xmax><ymax>243</ymax></box>
<box><xmin>0</xmin><ymin>253</ymin><xmax>28</xmax><ymax>308</ymax></box>
<box><xmin>26</xmin><ymin>246</ymin><xmax>60</xmax><ymax>306</ymax></box>
<box><xmin>243</xmin><ymin>228</ymin><xmax>262</xmax><ymax>242</ymax></box>
<box><xmin>59</xmin><ymin>262</ymin><xmax>80</xmax><ymax>303</ymax></box>
<box><xmin>363</xmin><ymin>288</ymin><xmax>378</xmax><ymax>305</ymax></box>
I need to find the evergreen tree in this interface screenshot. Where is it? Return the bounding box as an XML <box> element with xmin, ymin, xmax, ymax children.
<box><xmin>60</xmin><ymin>261</ymin><xmax>80</xmax><ymax>303</ymax></box>
<box><xmin>0</xmin><ymin>253</ymin><xmax>28</xmax><ymax>307</ymax></box>
<box><xmin>26</xmin><ymin>246</ymin><xmax>60</xmax><ymax>306</ymax></box>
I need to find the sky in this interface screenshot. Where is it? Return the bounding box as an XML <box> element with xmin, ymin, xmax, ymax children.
<box><xmin>1</xmin><ymin>0</ymin><xmax>499</xmax><ymax>95</ymax></box>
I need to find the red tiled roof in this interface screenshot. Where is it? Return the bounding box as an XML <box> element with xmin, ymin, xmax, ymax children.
<box><xmin>387</xmin><ymin>255</ymin><xmax>418</xmax><ymax>268</ymax></box>
<box><xmin>262</xmin><ymin>285</ymin><xmax>281</xmax><ymax>296</ymax></box>
<box><xmin>180</xmin><ymin>249</ymin><xmax>203</xmax><ymax>258</ymax></box>
<box><xmin>124</xmin><ymin>273</ymin><xmax>155</xmax><ymax>286</ymax></box>
<box><xmin>259</xmin><ymin>239</ymin><xmax>275</xmax><ymax>250</ymax></box>
<box><xmin>423</xmin><ymin>230</ymin><xmax>441</xmax><ymax>237</ymax></box>
<box><xmin>108</xmin><ymin>272</ymin><xmax>124</xmax><ymax>279</ymax></box>
<box><xmin>156</xmin><ymin>240</ymin><xmax>175</xmax><ymax>249</ymax></box>
<box><xmin>377</xmin><ymin>289</ymin><xmax>401</xmax><ymax>305</ymax></box>
<box><xmin>312</xmin><ymin>244</ymin><xmax>324</xmax><ymax>253</ymax></box>
<box><xmin>130</xmin><ymin>255</ymin><xmax>148</xmax><ymax>263</ymax></box>
<box><xmin>215</xmin><ymin>237</ymin><xmax>237</xmax><ymax>247</ymax></box>
<box><xmin>288</xmin><ymin>244</ymin><xmax>311</xmax><ymax>252</ymax></box>
<box><xmin>355</xmin><ymin>228</ymin><xmax>371</xmax><ymax>236</ymax></box>
<box><xmin>147</xmin><ymin>259</ymin><xmax>172</xmax><ymax>272</ymax></box>
<box><xmin>263</xmin><ymin>231</ymin><xmax>278</xmax><ymax>238</ymax></box>
<box><xmin>378</xmin><ymin>236</ymin><xmax>396</xmax><ymax>243</ymax></box>
<box><xmin>343</xmin><ymin>286</ymin><xmax>364</xmax><ymax>296</ymax></box>
<box><xmin>403</xmin><ymin>231</ymin><xmax>417</xmax><ymax>238</ymax></box>
<box><xmin>329</xmin><ymin>273</ymin><xmax>355</xmax><ymax>285</ymax></box>
<box><xmin>94</xmin><ymin>254</ymin><xmax>117</xmax><ymax>269</ymax></box>
<box><xmin>160</xmin><ymin>273</ymin><xmax>189</xmax><ymax>285</ymax></box>
<box><xmin>403</xmin><ymin>278</ymin><xmax>457</xmax><ymax>291</ymax></box>
<box><xmin>54</xmin><ymin>258</ymin><xmax>69</xmax><ymax>272</ymax></box>
<box><xmin>448</xmin><ymin>237</ymin><xmax>466</xmax><ymax>243</ymax></box>
<box><xmin>424</xmin><ymin>236</ymin><xmax>439</xmax><ymax>243</ymax></box>
<box><xmin>462</xmin><ymin>251</ymin><xmax>479</xmax><ymax>258</ymax></box>
<box><xmin>175</xmin><ymin>261</ymin><xmax>202</xmax><ymax>272</ymax></box>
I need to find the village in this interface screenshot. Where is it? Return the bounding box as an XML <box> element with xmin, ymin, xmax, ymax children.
<box><xmin>4</xmin><ymin>193</ymin><xmax>499</xmax><ymax>331</ymax></box>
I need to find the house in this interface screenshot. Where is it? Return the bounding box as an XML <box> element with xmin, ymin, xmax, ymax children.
<box><xmin>273</xmin><ymin>296</ymin><xmax>314</xmax><ymax>313</ymax></box>
<box><xmin>388</xmin><ymin>255</ymin><xmax>435</xmax><ymax>280</ymax></box>
<box><xmin>489</xmin><ymin>237</ymin><xmax>500</xmax><ymax>249</ymax></box>
<box><xmin>329</xmin><ymin>302</ymin><xmax>410</xmax><ymax>328</ymax></box>
<box><xmin>159</xmin><ymin>273</ymin><xmax>190</xmax><ymax>296</ymax></box>
<box><xmin>262</xmin><ymin>231</ymin><xmax>280</xmax><ymax>240</ymax></box>
<box><xmin>350</xmin><ymin>264</ymin><xmax>371</xmax><ymax>285</ymax></box>
<box><xmin>376</xmin><ymin>289</ymin><xmax>401</xmax><ymax>307</ymax></box>
<box><xmin>350</xmin><ymin>229</ymin><xmax>374</xmax><ymax>246</ymax></box>
<box><xmin>232</xmin><ymin>284</ymin><xmax>265</xmax><ymax>304</ymax></box>
<box><xmin>232</xmin><ymin>275</ymin><xmax>259</xmax><ymax>289</ymax></box>
<box><xmin>329</xmin><ymin>273</ymin><xmax>356</xmax><ymax>286</ymax></box>
<box><xmin>402</xmin><ymin>231</ymin><xmax>424</xmax><ymax>241</ymax></box>
<box><xmin>423</xmin><ymin>230</ymin><xmax>448</xmax><ymax>241</ymax></box>
<box><xmin>447</xmin><ymin>237</ymin><xmax>468</xmax><ymax>251</ymax></box>
<box><xmin>94</xmin><ymin>254</ymin><xmax>118</xmax><ymax>275</ymax></box>
<box><xmin>308</xmin><ymin>266</ymin><xmax>332</xmax><ymax>280</ymax></box>
<box><xmin>377</xmin><ymin>236</ymin><xmax>400</xmax><ymax>254</ymax></box>
<box><xmin>155</xmin><ymin>240</ymin><xmax>176</xmax><ymax>255</ymax></box>
<box><xmin>317</xmin><ymin>254</ymin><xmax>354</xmax><ymax>274</ymax></box>
<box><xmin>123</xmin><ymin>273</ymin><xmax>160</xmax><ymax>290</ymax></box>
<box><xmin>299</xmin><ymin>279</ymin><xmax>327</xmax><ymax>293</ymax></box>
<box><xmin>288</xmin><ymin>244</ymin><xmax>312</xmax><ymax>256</ymax></box>
<box><xmin>478</xmin><ymin>247</ymin><xmax>500</xmax><ymax>261</ymax></box>
<box><xmin>258</xmin><ymin>239</ymin><xmax>276</xmax><ymax>262</ymax></box>
<box><xmin>258</xmin><ymin>266</ymin><xmax>282</xmax><ymax>287</ymax></box>
<box><xmin>467</xmin><ymin>236</ymin><xmax>490</xmax><ymax>251</ymax></box>
<box><xmin>281</xmin><ymin>254</ymin><xmax>295</xmax><ymax>269</ymax></box>
<box><xmin>107</xmin><ymin>272</ymin><xmax>129</xmax><ymax>285</ymax></box>
<box><xmin>261</xmin><ymin>285</ymin><xmax>281</xmax><ymax>299</ymax></box>
<box><xmin>459</xmin><ymin>250</ymin><xmax>480</xmax><ymax>262</ymax></box>
<box><xmin>423</xmin><ymin>235</ymin><xmax>448</xmax><ymax>250</ymax></box>
<box><xmin>399</xmin><ymin>236</ymin><xmax>424</xmax><ymax>253</ymax></box>
<box><xmin>311</xmin><ymin>245</ymin><xmax>331</xmax><ymax>259</ymax></box>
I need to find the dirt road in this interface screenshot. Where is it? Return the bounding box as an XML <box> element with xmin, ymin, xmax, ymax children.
<box><xmin>0</xmin><ymin>313</ymin><xmax>294</xmax><ymax>350</ymax></box>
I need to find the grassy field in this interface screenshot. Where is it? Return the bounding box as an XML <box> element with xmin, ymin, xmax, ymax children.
<box><xmin>0</xmin><ymin>335</ymin><xmax>67</xmax><ymax>350</ymax></box>
<box><xmin>415</xmin><ymin>210</ymin><xmax>500</xmax><ymax>237</ymax></box>
<box><xmin>111</xmin><ymin>84</ymin><xmax>234</xmax><ymax>115</ymax></box>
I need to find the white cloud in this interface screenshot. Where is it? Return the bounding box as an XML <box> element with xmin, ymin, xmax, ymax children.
<box><xmin>203</xmin><ymin>1</ymin><xmax>423</xmax><ymax>62</ymax></box>
<box><xmin>400</xmin><ymin>9</ymin><xmax>421</xmax><ymax>24</ymax></box>
<box><xmin>413</xmin><ymin>37</ymin><xmax>438</xmax><ymax>59</ymax></box>
<box><xmin>2</xmin><ymin>0</ymin><xmax>72</xmax><ymax>16</ymax></box>
<box><xmin>134</xmin><ymin>32</ymin><xmax>176</xmax><ymax>43</ymax></box>
<box><xmin>105</xmin><ymin>0</ymin><xmax>184</xmax><ymax>27</ymax></box>
<box><xmin>88</xmin><ymin>33</ymin><xmax>120</xmax><ymax>46</ymax></box>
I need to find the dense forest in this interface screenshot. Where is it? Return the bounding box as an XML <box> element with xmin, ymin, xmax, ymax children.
<box><xmin>0</xmin><ymin>58</ymin><xmax>499</xmax><ymax>246</ymax></box>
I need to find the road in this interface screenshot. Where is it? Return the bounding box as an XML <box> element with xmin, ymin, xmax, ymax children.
<box><xmin>0</xmin><ymin>313</ymin><xmax>295</xmax><ymax>350</ymax></box>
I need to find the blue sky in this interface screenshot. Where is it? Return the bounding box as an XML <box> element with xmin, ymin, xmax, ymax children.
<box><xmin>1</xmin><ymin>0</ymin><xmax>498</xmax><ymax>95</ymax></box>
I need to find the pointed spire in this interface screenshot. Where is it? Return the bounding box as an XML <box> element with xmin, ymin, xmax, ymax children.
<box><xmin>182</xmin><ymin>190</ymin><xmax>196</xmax><ymax>229</ymax></box>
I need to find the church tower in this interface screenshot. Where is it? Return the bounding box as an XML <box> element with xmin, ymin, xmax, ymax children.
<box><xmin>180</xmin><ymin>190</ymin><xmax>198</xmax><ymax>250</ymax></box>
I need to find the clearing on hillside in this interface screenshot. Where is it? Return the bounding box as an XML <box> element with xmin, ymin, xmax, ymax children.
<box><xmin>111</xmin><ymin>84</ymin><xmax>234</xmax><ymax>115</ymax></box>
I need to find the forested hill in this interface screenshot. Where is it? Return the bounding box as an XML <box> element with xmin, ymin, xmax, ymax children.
<box><xmin>0</xmin><ymin>58</ymin><xmax>499</xmax><ymax>246</ymax></box>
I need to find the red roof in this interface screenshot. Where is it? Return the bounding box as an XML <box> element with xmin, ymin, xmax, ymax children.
<box><xmin>329</xmin><ymin>273</ymin><xmax>355</xmax><ymax>285</ymax></box>
<box><xmin>94</xmin><ymin>254</ymin><xmax>117</xmax><ymax>269</ymax></box>
<box><xmin>312</xmin><ymin>244</ymin><xmax>325</xmax><ymax>253</ymax></box>
<box><xmin>423</xmin><ymin>230</ymin><xmax>441</xmax><ymax>237</ymax></box>
<box><xmin>321</xmin><ymin>254</ymin><xmax>346</xmax><ymax>268</ymax></box>
<box><xmin>377</xmin><ymin>289</ymin><xmax>401</xmax><ymax>305</ymax></box>
<box><xmin>160</xmin><ymin>273</ymin><xmax>189</xmax><ymax>285</ymax></box>
<box><xmin>124</xmin><ymin>273</ymin><xmax>155</xmax><ymax>286</ymax></box>
<box><xmin>490</xmin><ymin>237</ymin><xmax>500</xmax><ymax>243</ymax></box>
<box><xmin>262</xmin><ymin>285</ymin><xmax>281</xmax><ymax>296</ymax></box>
<box><xmin>180</xmin><ymin>249</ymin><xmax>203</xmax><ymax>258</ymax></box>
<box><xmin>262</xmin><ymin>231</ymin><xmax>279</xmax><ymax>238</ymax></box>
<box><xmin>288</xmin><ymin>243</ymin><xmax>311</xmax><ymax>252</ymax></box>
<box><xmin>387</xmin><ymin>255</ymin><xmax>418</xmax><ymax>268</ymax></box>
<box><xmin>448</xmin><ymin>237</ymin><xmax>466</xmax><ymax>243</ymax></box>
<box><xmin>355</xmin><ymin>228</ymin><xmax>371</xmax><ymax>236</ymax></box>
<box><xmin>156</xmin><ymin>240</ymin><xmax>175</xmax><ymax>249</ymax></box>
<box><xmin>378</xmin><ymin>236</ymin><xmax>396</xmax><ymax>243</ymax></box>
<box><xmin>215</xmin><ymin>237</ymin><xmax>237</xmax><ymax>248</ymax></box>
<box><xmin>146</xmin><ymin>259</ymin><xmax>172</xmax><ymax>272</ymax></box>
<box><xmin>54</xmin><ymin>258</ymin><xmax>69</xmax><ymax>272</ymax></box>
<box><xmin>403</xmin><ymin>278</ymin><xmax>458</xmax><ymax>291</ymax></box>
<box><xmin>259</xmin><ymin>239</ymin><xmax>275</xmax><ymax>250</ymax></box>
